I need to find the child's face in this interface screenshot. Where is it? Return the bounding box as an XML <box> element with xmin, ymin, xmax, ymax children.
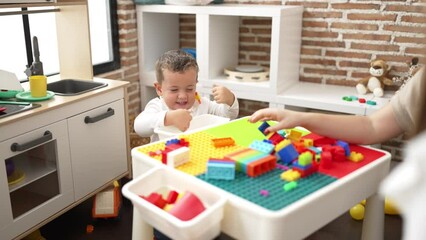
<box><xmin>155</xmin><ymin>68</ymin><xmax>197</xmax><ymax>110</ymax></box>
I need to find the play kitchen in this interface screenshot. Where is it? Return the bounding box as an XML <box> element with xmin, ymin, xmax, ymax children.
<box><xmin>0</xmin><ymin>2</ymin><xmax>130</xmax><ymax>239</ymax></box>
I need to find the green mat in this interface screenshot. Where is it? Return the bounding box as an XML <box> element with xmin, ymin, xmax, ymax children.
<box><xmin>197</xmin><ymin>169</ymin><xmax>336</xmax><ymax>211</ymax></box>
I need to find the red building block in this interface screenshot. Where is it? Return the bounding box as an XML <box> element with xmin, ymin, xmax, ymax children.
<box><xmin>166</xmin><ymin>190</ymin><xmax>179</xmax><ymax>204</ymax></box>
<box><xmin>303</xmin><ymin>133</ymin><xmax>336</xmax><ymax>147</ymax></box>
<box><xmin>247</xmin><ymin>155</ymin><xmax>277</xmax><ymax>177</ymax></box>
<box><xmin>267</xmin><ymin>132</ymin><xmax>285</xmax><ymax>145</ymax></box>
<box><xmin>142</xmin><ymin>192</ymin><xmax>167</xmax><ymax>209</ymax></box>
<box><xmin>320</xmin><ymin>151</ymin><xmax>333</xmax><ymax>169</ymax></box>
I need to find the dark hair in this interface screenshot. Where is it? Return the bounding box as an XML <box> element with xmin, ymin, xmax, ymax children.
<box><xmin>155</xmin><ymin>49</ymin><xmax>199</xmax><ymax>84</ymax></box>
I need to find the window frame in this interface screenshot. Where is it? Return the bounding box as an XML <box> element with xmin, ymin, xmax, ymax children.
<box><xmin>21</xmin><ymin>0</ymin><xmax>120</xmax><ymax>78</ymax></box>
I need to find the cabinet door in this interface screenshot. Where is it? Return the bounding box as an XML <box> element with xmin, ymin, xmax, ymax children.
<box><xmin>68</xmin><ymin>99</ymin><xmax>127</xmax><ymax>200</ymax></box>
<box><xmin>0</xmin><ymin>120</ymin><xmax>73</xmax><ymax>240</ymax></box>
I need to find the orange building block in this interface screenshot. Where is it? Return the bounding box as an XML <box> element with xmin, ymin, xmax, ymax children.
<box><xmin>212</xmin><ymin>137</ymin><xmax>235</xmax><ymax>148</ymax></box>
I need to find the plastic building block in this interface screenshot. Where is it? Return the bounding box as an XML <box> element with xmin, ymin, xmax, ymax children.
<box><xmin>267</xmin><ymin>132</ymin><xmax>285</xmax><ymax>145</ymax></box>
<box><xmin>336</xmin><ymin>140</ymin><xmax>350</xmax><ymax>156</ymax></box>
<box><xmin>86</xmin><ymin>225</ymin><xmax>94</xmax><ymax>233</ymax></box>
<box><xmin>195</xmin><ymin>92</ymin><xmax>201</xmax><ymax>104</ymax></box>
<box><xmin>280</xmin><ymin>169</ymin><xmax>301</xmax><ymax>182</ymax></box>
<box><xmin>275</xmin><ymin>139</ymin><xmax>292</xmax><ymax>152</ymax></box>
<box><xmin>320</xmin><ymin>151</ymin><xmax>333</xmax><ymax>169</ymax></box>
<box><xmin>276</xmin><ymin>164</ymin><xmax>289</xmax><ymax>171</ymax></box>
<box><xmin>259</xmin><ymin>189</ymin><xmax>269</xmax><ymax>197</ymax></box>
<box><xmin>283</xmin><ymin>181</ymin><xmax>298</xmax><ymax>192</ymax></box>
<box><xmin>258</xmin><ymin>121</ymin><xmax>270</xmax><ymax>135</ymax></box>
<box><xmin>142</xmin><ymin>192</ymin><xmax>167</xmax><ymax>209</ymax></box>
<box><xmin>212</xmin><ymin>137</ymin><xmax>235</xmax><ymax>148</ymax></box>
<box><xmin>167</xmin><ymin>146</ymin><xmax>190</xmax><ymax>167</ymax></box>
<box><xmin>169</xmin><ymin>191</ymin><xmax>206</xmax><ymax>221</ymax></box>
<box><xmin>276</xmin><ymin>144</ymin><xmax>299</xmax><ymax>164</ymax></box>
<box><xmin>350</xmin><ymin>95</ymin><xmax>358</xmax><ymax>100</ymax></box>
<box><xmin>166</xmin><ymin>138</ymin><xmax>180</xmax><ymax>146</ymax></box>
<box><xmin>349</xmin><ymin>151</ymin><xmax>364</xmax><ymax>162</ymax></box>
<box><xmin>293</xmin><ymin>162</ymin><xmax>318</xmax><ymax>178</ymax></box>
<box><xmin>166</xmin><ymin>190</ymin><xmax>179</xmax><ymax>204</ymax></box>
<box><xmin>249</xmin><ymin>140</ymin><xmax>275</xmax><ymax>154</ymax></box>
<box><xmin>366</xmin><ymin>100</ymin><xmax>377</xmax><ymax>105</ymax></box>
<box><xmin>302</xmin><ymin>138</ymin><xmax>314</xmax><ymax>147</ymax></box>
<box><xmin>333</xmin><ymin>147</ymin><xmax>346</xmax><ymax>162</ymax></box>
<box><xmin>304</xmin><ymin>133</ymin><xmax>336</xmax><ymax>147</ymax></box>
<box><xmin>207</xmin><ymin>159</ymin><xmax>236</xmax><ymax>180</ymax></box>
<box><xmin>298</xmin><ymin>151</ymin><xmax>313</xmax><ymax>166</ymax></box>
<box><xmin>342</xmin><ymin>96</ymin><xmax>352</xmax><ymax>101</ymax></box>
<box><xmin>359</xmin><ymin>98</ymin><xmax>366</xmax><ymax>103</ymax></box>
<box><xmin>287</xmin><ymin>129</ymin><xmax>302</xmax><ymax>141</ymax></box>
<box><xmin>247</xmin><ymin>155</ymin><xmax>276</xmax><ymax>177</ymax></box>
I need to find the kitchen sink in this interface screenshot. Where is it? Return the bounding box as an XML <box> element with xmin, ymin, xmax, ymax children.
<box><xmin>47</xmin><ymin>79</ymin><xmax>107</xmax><ymax>96</ymax></box>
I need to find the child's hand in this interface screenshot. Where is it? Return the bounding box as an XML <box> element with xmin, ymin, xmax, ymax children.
<box><xmin>165</xmin><ymin>109</ymin><xmax>193</xmax><ymax>132</ymax></box>
<box><xmin>212</xmin><ymin>85</ymin><xmax>235</xmax><ymax>106</ymax></box>
<box><xmin>249</xmin><ymin>108</ymin><xmax>304</xmax><ymax>134</ymax></box>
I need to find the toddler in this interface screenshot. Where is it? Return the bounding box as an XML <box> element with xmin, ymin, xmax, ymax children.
<box><xmin>134</xmin><ymin>49</ymin><xmax>239</xmax><ymax>142</ymax></box>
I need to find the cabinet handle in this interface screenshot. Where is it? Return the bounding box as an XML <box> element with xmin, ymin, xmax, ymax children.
<box><xmin>11</xmin><ymin>131</ymin><xmax>52</xmax><ymax>152</ymax></box>
<box><xmin>84</xmin><ymin>108</ymin><xmax>115</xmax><ymax>124</ymax></box>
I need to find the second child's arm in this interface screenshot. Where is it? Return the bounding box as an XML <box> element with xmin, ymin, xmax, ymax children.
<box><xmin>249</xmin><ymin>104</ymin><xmax>404</xmax><ymax>145</ymax></box>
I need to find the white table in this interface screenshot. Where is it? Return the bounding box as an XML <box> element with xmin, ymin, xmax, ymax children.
<box><xmin>129</xmin><ymin>119</ymin><xmax>391</xmax><ymax>240</ymax></box>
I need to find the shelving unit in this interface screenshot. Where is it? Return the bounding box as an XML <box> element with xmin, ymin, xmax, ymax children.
<box><xmin>136</xmin><ymin>4</ymin><xmax>304</xmax><ymax>108</ymax></box>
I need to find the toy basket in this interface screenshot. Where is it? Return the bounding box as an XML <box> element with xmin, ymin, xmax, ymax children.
<box><xmin>122</xmin><ymin>166</ymin><xmax>227</xmax><ymax>240</ymax></box>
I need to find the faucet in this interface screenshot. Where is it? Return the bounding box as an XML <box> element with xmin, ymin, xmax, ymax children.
<box><xmin>24</xmin><ymin>36</ymin><xmax>44</xmax><ymax>77</ymax></box>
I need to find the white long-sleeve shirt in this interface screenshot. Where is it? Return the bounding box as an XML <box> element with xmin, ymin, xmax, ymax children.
<box><xmin>134</xmin><ymin>96</ymin><xmax>239</xmax><ymax>142</ymax></box>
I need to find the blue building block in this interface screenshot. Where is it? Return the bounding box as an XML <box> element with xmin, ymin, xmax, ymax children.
<box><xmin>166</xmin><ymin>138</ymin><xmax>180</xmax><ymax>146</ymax></box>
<box><xmin>276</xmin><ymin>144</ymin><xmax>299</xmax><ymax>164</ymax></box>
<box><xmin>250</xmin><ymin>140</ymin><xmax>275</xmax><ymax>154</ymax></box>
<box><xmin>336</xmin><ymin>140</ymin><xmax>350</xmax><ymax>156</ymax></box>
<box><xmin>258</xmin><ymin>121</ymin><xmax>270</xmax><ymax>135</ymax></box>
<box><xmin>206</xmin><ymin>161</ymin><xmax>235</xmax><ymax>180</ymax></box>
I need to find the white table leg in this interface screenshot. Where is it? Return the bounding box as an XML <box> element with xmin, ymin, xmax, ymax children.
<box><xmin>361</xmin><ymin>193</ymin><xmax>384</xmax><ymax>240</ymax></box>
<box><xmin>132</xmin><ymin>208</ymin><xmax>153</xmax><ymax>240</ymax></box>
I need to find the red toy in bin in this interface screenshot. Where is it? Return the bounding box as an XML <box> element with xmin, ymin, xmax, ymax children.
<box><xmin>169</xmin><ymin>191</ymin><xmax>206</xmax><ymax>221</ymax></box>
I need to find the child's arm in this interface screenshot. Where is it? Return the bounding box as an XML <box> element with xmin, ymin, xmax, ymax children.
<box><xmin>249</xmin><ymin>104</ymin><xmax>404</xmax><ymax>145</ymax></box>
<box><xmin>212</xmin><ymin>85</ymin><xmax>235</xmax><ymax>107</ymax></box>
<box><xmin>164</xmin><ymin>109</ymin><xmax>192</xmax><ymax>132</ymax></box>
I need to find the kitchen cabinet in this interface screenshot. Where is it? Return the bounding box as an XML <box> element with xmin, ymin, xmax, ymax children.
<box><xmin>68</xmin><ymin>99</ymin><xmax>127</xmax><ymax>200</ymax></box>
<box><xmin>0</xmin><ymin>78</ymin><xmax>130</xmax><ymax>240</ymax></box>
<box><xmin>0</xmin><ymin>120</ymin><xmax>73</xmax><ymax>240</ymax></box>
<box><xmin>136</xmin><ymin>4</ymin><xmax>303</xmax><ymax>108</ymax></box>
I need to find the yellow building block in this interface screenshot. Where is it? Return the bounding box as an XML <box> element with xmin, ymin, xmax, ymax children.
<box><xmin>280</xmin><ymin>169</ymin><xmax>301</xmax><ymax>182</ymax></box>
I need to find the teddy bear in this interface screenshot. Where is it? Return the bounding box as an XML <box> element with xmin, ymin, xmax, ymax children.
<box><xmin>356</xmin><ymin>59</ymin><xmax>394</xmax><ymax>97</ymax></box>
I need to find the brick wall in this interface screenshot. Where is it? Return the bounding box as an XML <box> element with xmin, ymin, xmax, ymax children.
<box><xmin>96</xmin><ymin>0</ymin><xmax>150</xmax><ymax>147</ymax></box>
<box><xmin>104</xmin><ymin>0</ymin><xmax>424</xmax><ymax>158</ymax></box>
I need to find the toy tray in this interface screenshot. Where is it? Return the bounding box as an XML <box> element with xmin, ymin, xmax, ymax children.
<box><xmin>132</xmin><ymin>117</ymin><xmax>391</xmax><ymax>239</ymax></box>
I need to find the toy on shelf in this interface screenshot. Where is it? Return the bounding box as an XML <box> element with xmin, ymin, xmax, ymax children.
<box><xmin>355</xmin><ymin>59</ymin><xmax>393</xmax><ymax>97</ymax></box>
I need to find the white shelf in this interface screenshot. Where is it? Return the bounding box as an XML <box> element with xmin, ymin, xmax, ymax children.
<box><xmin>277</xmin><ymin>82</ymin><xmax>393</xmax><ymax>115</ymax></box>
<box><xmin>136</xmin><ymin>4</ymin><xmax>303</xmax><ymax>108</ymax></box>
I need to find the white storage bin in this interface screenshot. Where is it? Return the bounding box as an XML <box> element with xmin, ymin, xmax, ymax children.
<box><xmin>122</xmin><ymin>166</ymin><xmax>227</xmax><ymax>240</ymax></box>
<box><xmin>154</xmin><ymin>114</ymin><xmax>229</xmax><ymax>140</ymax></box>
